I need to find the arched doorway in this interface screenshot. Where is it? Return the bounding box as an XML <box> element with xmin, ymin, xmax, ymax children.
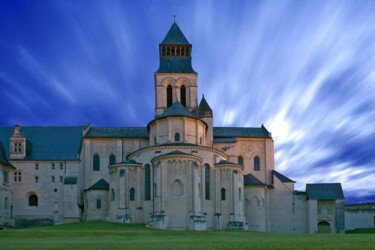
<box><xmin>317</xmin><ymin>221</ymin><xmax>331</xmax><ymax>233</ymax></box>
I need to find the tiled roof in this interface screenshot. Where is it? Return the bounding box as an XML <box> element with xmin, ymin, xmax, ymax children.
<box><xmin>85</xmin><ymin>127</ymin><xmax>148</xmax><ymax>138</ymax></box>
<box><xmin>0</xmin><ymin>126</ymin><xmax>84</xmax><ymax>161</ymax></box>
<box><xmin>161</xmin><ymin>21</ymin><xmax>190</xmax><ymax>45</ymax></box>
<box><xmin>86</xmin><ymin>178</ymin><xmax>109</xmax><ymax>191</ymax></box>
<box><xmin>244</xmin><ymin>174</ymin><xmax>266</xmax><ymax>186</ymax></box>
<box><xmin>156</xmin><ymin>101</ymin><xmax>197</xmax><ymax>119</ymax></box>
<box><xmin>273</xmin><ymin>170</ymin><xmax>295</xmax><ymax>183</ymax></box>
<box><xmin>64</xmin><ymin>176</ymin><xmax>77</xmax><ymax>185</ymax></box>
<box><xmin>213</xmin><ymin>125</ymin><xmax>272</xmax><ymax>139</ymax></box>
<box><xmin>306</xmin><ymin>183</ymin><xmax>344</xmax><ymax>200</ymax></box>
<box><xmin>156</xmin><ymin>57</ymin><xmax>196</xmax><ymax>73</ymax></box>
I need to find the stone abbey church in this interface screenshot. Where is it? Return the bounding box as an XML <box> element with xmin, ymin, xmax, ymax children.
<box><xmin>0</xmin><ymin>21</ymin><xmax>345</xmax><ymax>233</ymax></box>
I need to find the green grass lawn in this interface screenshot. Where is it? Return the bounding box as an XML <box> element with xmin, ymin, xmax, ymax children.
<box><xmin>1</xmin><ymin>221</ymin><xmax>375</xmax><ymax>250</ymax></box>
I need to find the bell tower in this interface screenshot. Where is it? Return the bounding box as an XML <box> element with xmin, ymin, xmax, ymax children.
<box><xmin>154</xmin><ymin>21</ymin><xmax>198</xmax><ymax>116</ymax></box>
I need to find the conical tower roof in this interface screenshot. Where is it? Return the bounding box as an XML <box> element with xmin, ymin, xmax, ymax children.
<box><xmin>198</xmin><ymin>95</ymin><xmax>213</xmax><ymax>118</ymax></box>
<box><xmin>161</xmin><ymin>21</ymin><xmax>190</xmax><ymax>45</ymax></box>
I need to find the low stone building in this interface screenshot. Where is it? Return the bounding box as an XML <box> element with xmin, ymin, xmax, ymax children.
<box><xmin>345</xmin><ymin>203</ymin><xmax>375</xmax><ymax>230</ymax></box>
<box><xmin>0</xmin><ymin>21</ymin><xmax>346</xmax><ymax>233</ymax></box>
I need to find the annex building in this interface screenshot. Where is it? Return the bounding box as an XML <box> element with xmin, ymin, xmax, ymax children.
<box><xmin>0</xmin><ymin>21</ymin><xmax>346</xmax><ymax>233</ymax></box>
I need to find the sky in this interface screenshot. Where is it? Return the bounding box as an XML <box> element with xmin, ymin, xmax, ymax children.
<box><xmin>1</xmin><ymin>0</ymin><xmax>375</xmax><ymax>204</ymax></box>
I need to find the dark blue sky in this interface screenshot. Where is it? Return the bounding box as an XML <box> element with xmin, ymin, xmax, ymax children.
<box><xmin>1</xmin><ymin>0</ymin><xmax>375</xmax><ymax>203</ymax></box>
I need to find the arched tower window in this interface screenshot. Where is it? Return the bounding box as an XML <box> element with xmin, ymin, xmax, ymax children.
<box><xmin>167</xmin><ymin>85</ymin><xmax>173</xmax><ymax>107</ymax></box>
<box><xmin>174</xmin><ymin>132</ymin><xmax>180</xmax><ymax>142</ymax></box>
<box><xmin>144</xmin><ymin>165</ymin><xmax>151</xmax><ymax>200</ymax></box>
<box><xmin>29</xmin><ymin>194</ymin><xmax>38</xmax><ymax>206</ymax></box>
<box><xmin>221</xmin><ymin>188</ymin><xmax>226</xmax><ymax>201</ymax></box>
<box><xmin>180</xmin><ymin>85</ymin><xmax>186</xmax><ymax>107</ymax></box>
<box><xmin>205</xmin><ymin>164</ymin><xmax>210</xmax><ymax>200</ymax></box>
<box><xmin>130</xmin><ymin>188</ymin><xmax>135</xmax><ymax>201</ymax></box>
<box><xmin>109</xmin><ymin>154</ymin><xmax>116</xmax><ymax>166</ymax></box>
<box><xmin>93</xmin><ymin>154</ymin><xmax>100</xmax><ymax>171</ymax></box>
<box><xmin>254</xmin><ymin>156</ymin><xmax>260</xmax><ymax>171</ymax></box>
<box><xmin>238</xmin><ymin>156</ymin><xmax>244</xmax><ymax>167</ymax></box>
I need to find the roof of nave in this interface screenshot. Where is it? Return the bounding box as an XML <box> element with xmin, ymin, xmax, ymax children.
<box><xmin>161</xmin><ymin>21</ymin><xmax>190</xmax><ymax>45</ymax></box>
<box><xmin>306</xmin><ymin>183</ymin><xmax>344</xmax><ymax>200</ymax></box>
<box><xmin>86</xmin><ymin>178</ymin><xmax>109</xmax><ymax>191</ymax></box>
<box><xmin>272</xmin><ymin>170</ymin><xmax>295</xmax><ymax>183</ymax></box>
<box><xmin>0</xmin><ymin>126</ymin><xmax>84</xmax><ymax>161</ymax></box>
<box><xmin>85</xmin><ymin>127</ymin><xmax>148</xmax><ymax>138</ymax></box>
<box><xmin>244</xmin><ymin>174</ymin><xmax>266</xmax><ymax>186</ymax></box>
<box><xmin>156</xmin><ymin>101</ymin><xmax>198</xmax><ymax>120</ymax></box>
<box><xmin>213</xmin><ymin>125</ymin><xmax>272</xmax><ymax>139</ymax></box>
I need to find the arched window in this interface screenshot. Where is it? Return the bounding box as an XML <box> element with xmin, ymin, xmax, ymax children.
<box><xmin>109</xmin><ymin>154</ymin><xmax>116</xmax><ymax>165</ymax></box>
<box><xmin>205</xmin><ymin>164</ymin><xmax>210</xmax><ymax>200</ymax></box>
<box><xmin>154</xmin><ymin>183</ymin><xmax>157</xmax><ymax>198</ymax></box>
<box><xmin>172</xmin><ymin>180</ymin><xmax>183</xmax><ymax>196</ymax></box>
<box><xmin>93</xmin><ymin>154</ymin><xmax>100</xmax><ymax>171</ymax></box>
<box><xmin>96</xmin><ymin>199</ymin><xmax>101</xmax><ymax>209</ymax></box>
<box><xmin>130</xmin><ymin>188</ymin><xmax>135</xmax><ymax>201</ymax></box>
<box><xmin>180</xmin><ymin>85</ymin><xmax>186</xmax><ymax>107</ymax></box>
<box><xmin>144</xmin><ymin>165</ymin><xmax>151</xmax><ymax>200</ymax></box>
<box><xmin>29</xmin><ymin>194</ymin><xmax>38</xmax><ymax>206</ymax></box>
<box><xmin>111</xmin><ymin>189</ymin><xmax>115</xmax><ymax>201</ymax></box>
<box><xmin>254</xmin><ymin>156</ymin><xmax>260</xmax><ymax>171</ymax></box>
<box><xmin>221</xmin><ymin>188</ymin><xmax>226</xmax><ymax>201</ymax></box>
<box><xmin>154</xmin><ymin>136</ymin><xmax>157</xmax><ymax>146</ymax></box>
<box><xmin>174</xmin><ymin>132</ymin><xmax>180</xmax><ymax>142</ymax></box>
<box><xmin>238</xmin><ymin>156</ymin><xmax>244</xmax><ymax>167</ymax></box>
<box><xmin>167</xmin><ymin>85</ymin><xmax>173</xmax><ymax>107</ymax></box>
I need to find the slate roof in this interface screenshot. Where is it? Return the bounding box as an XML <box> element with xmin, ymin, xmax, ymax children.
<box><xmin>198</xmin><ymin>95</ymin><xmax>213</xmax><ymax>118</ymax></box>
<box><xmin>85</xmin><ymin>127</ymin><xmax>148</xmax><ymax>138</ymax></box>
<box><xmin>244</xmin><ymin>174</ymin><xmax>266</xmax><ymax>186</ymax></box>
<box><xmin>306</xmin><ymin>183</ymin><xmax>344</xmax><ymax>200</ymax></box>
<box><xmin>273</xmin><ymin>170</ymin><xmax>295</xmax><ymax>183</ymax></box>
<box><xmin>156</xmin><ymin>57</ymin><xmax>196</xmax><ymax>73</ymax></box>
<box><xmin>156</xmin><ymin>101</ymin><xmax>197</xmax><ymax>119</ymax></box>
<box><xmin>0</xmin><ymin>126</ymin><xmax>84</xmax><ymax>161</ymax></box>
<box><xmin>64</xmin><ymin>176</ymin><xmax>77</xmax><ymax>185</ymax></box>
<box><xmin>0</xmin><ymin>141</ymin><xmax>14</xmax><ymax>168</ymax></box>
<box><xmin>86</xmin><ymin>178</ymin><xmax>109</xmax><ymax>191</ymax></box>
<box><xmin>157</xmin><ymin>22</ymin><xmax>196</xmax><ymax>73</ymax></box>
<box><xmin>161</xmin><ymin>21</ymin><xmax>190</xmax><ymax>45</ymax></box>
<box><xmin>213</xmin><ymin>125</ymin><xmax>272</xmax><ymax>139</ymax></box>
